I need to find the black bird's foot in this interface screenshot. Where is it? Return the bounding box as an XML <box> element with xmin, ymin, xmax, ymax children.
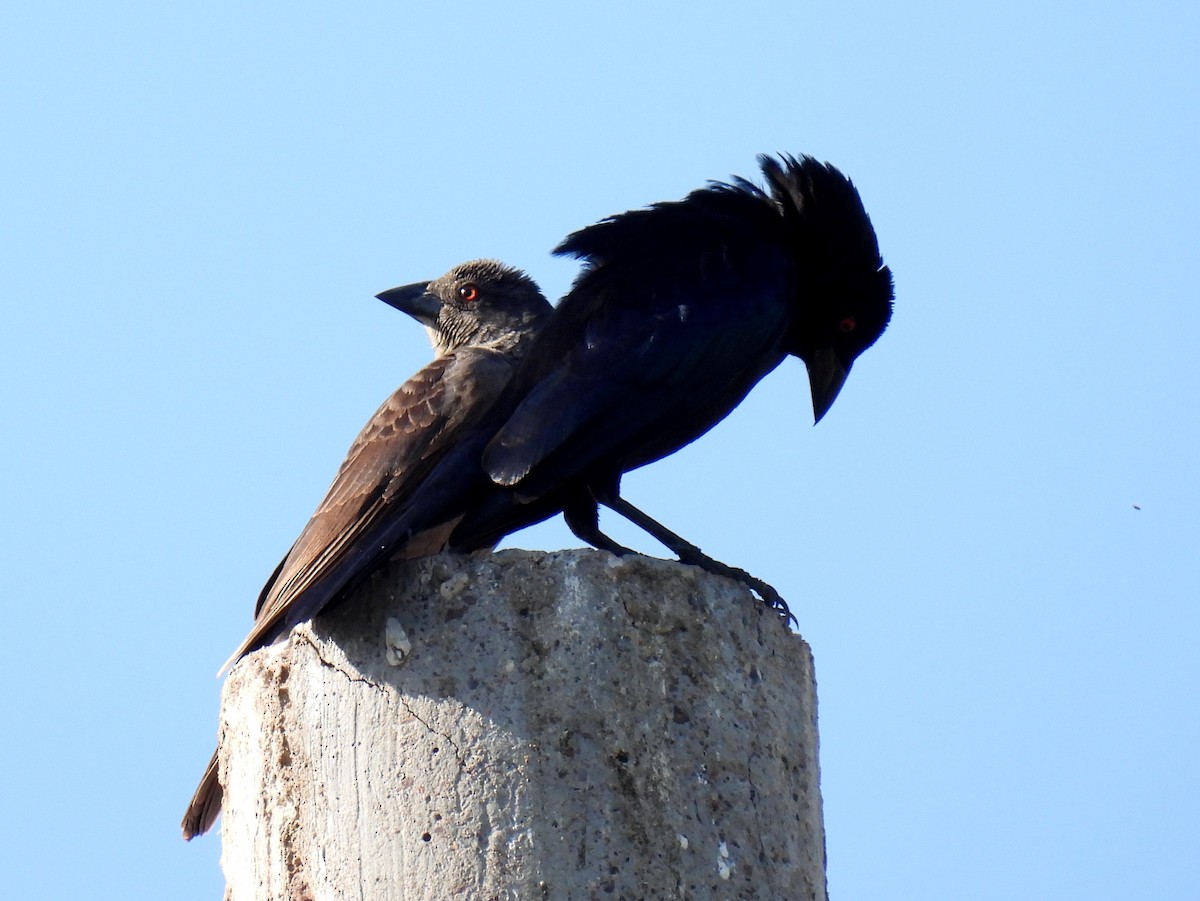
<box><xmin>595</xmin><ymin>493</ymin><xmax>795</xmax><ymax>626</ymax></box>
<box><xmin>674</xmin><ymin>548</ymin><xmax>795</xmax><ymax>626</ymax></box>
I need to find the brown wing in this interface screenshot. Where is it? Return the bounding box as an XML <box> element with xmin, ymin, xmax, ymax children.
<box><xmin>219</xmin><ymin>347</ymin><xmax>514</xmax><ymax>672</ymax></box>
<box><xmin>181</xmin><ymin>752</ymin><xmax>221</xmax><ymax>840</ymax></box>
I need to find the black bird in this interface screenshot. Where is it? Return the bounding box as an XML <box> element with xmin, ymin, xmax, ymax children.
<box><xmin>451</xmin><ymin>154</ymin><xmax>894</xmax><ymax>602</ymax></box>
<box><xmin>181</xmin><ymin>259</ymin><xmax>551</xmax><ymax>839</ymax></box>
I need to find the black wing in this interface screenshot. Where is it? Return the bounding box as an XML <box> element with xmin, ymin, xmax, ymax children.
<box><xmin>484</xmin><ymin>181</ymin><xmax>795</xmax><ymax>496</ymax></box>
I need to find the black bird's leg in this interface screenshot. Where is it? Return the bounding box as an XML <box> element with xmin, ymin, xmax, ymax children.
<box><xmin>562</xmin><ymin>493</ymin><xmax>639</xmax><ymax>557</ymax></box>
<box><xmin>594</xmin><ymin>491</ymin><xmax>795</xmax><ymax>625</ymax></box>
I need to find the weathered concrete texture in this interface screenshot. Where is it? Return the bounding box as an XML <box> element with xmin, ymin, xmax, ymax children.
<box><xmin>218</xmin><ymin>549</ymin><xmax>825</xmax><ymax>901</ymax></box>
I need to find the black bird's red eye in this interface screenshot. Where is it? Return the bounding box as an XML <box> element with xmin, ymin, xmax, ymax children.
<box><xmin>459</xmin><ymin>284</ymin><xmax>479</xmax><ymax>302</ymax></box>
<box><xmin>838</xmin><ymin>316</ymin><xmax>857</xmax><ymax>333</ymax></box>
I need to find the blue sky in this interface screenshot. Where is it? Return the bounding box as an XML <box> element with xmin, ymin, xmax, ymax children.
<box><xmin>2</xmin><ymin>2</ymin><xmax>1197</xmax><ymax>898</ymax></box>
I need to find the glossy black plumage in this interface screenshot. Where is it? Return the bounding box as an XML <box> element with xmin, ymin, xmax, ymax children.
<box><xmin>456</xmin><ymin>155</ymin><xmax>894</xmax><ymax>599</ymax></box>
<box><xmin>181</xmin><ymin>259</ymin><xmax>551</xmax><ymax>840</ymax></box>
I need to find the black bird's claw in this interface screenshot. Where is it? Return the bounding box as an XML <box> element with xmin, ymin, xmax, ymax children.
<box><xmin>674</xmin><ymin>549</ymin><xmax>795</xmax><ymax>627</ymax></box>
<box><xmin>591</xmin><ymin>493</ymin><xmax>795</xmax><ymax>626</ymax></box>
<box><xmin>733</xmin><ymin>570</ymin><xmax>795</xmax><ymax>627</ymax></box>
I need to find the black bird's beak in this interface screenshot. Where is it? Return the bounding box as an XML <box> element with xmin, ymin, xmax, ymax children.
<box><xmin>805</xmin><ymin>347</ymin><xmax>850</xmax><ymax>424</ymax></box>
<box><xmin>376</xmin><ymin>282</ymin><xmax>442</xmax><ymax>328</ymax></box>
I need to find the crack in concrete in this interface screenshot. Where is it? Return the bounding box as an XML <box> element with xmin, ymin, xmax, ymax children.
<box><xmin>296</xmin><ymin>630</ymin><xmax>390</xmax><ymax>698</ymax></box>
<box><xmin>398</xmin><ymin>695</ymin><xmax>466</xmax><ymax>770</ymax></box>
<box><xmin>351</xmin><ymin>696</ymin><xmax>367</xmax><ymax>901</ymax></box>
<box><xmin>297</xmin><ymin>630</ymin><xmax>469</xmax><ymax>772</ymax></box>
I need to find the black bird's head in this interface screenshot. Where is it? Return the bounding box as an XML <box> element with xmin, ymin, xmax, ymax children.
<box><xmin>760</xmin><ymin>155</ymin><xmax>894</xmax><ymax>423</ymax></box>
<box><xmin>376</xmin><ymin>259</ymin><xmax>551</xmax><ymax>357</ymax></box>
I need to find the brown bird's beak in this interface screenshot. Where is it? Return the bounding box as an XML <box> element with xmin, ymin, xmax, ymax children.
<box><xmin>376</xmin><ymin>282</ymin><xmax>442</xmax><ymax>328</ymax></box>
<box><xmin>805</xmin><ymin>347</ymin><xmax>850</xmax><ymax>424</ymax></box>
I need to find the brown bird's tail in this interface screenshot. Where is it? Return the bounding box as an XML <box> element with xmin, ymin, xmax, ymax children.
<box><xmin>181</xmin><ymin>750</ymin><xmax>222</xmax><ymax>840</ymax></box>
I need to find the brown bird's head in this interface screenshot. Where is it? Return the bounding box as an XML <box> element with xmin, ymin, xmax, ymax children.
<box><xmin>376</xmin><ymin>259</ymin><xmax>551</xmax><ymax>357</ymax></box>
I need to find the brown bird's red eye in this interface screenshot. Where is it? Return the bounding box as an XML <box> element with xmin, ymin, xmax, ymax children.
<box><xmin>459</xmin><ymin>284</ymin><xmax>479</xmax><ymax>302</ymax></box>
<box><xmin>838</xmin><ymin>316</ymin><xmax>857</xmax><ymax>333</ymax></box>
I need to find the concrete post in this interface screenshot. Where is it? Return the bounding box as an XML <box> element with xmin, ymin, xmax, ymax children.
<box><xmin>217</xmin><ymin>549</ymin><xmax>825</xmax><ymax>900</ymax></box>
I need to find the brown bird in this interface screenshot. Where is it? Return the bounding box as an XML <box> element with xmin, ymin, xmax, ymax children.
<box><xmin>182</xmin><ymin>259</ymin><xmax>551</xmax><ymax>839</ymax></box>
